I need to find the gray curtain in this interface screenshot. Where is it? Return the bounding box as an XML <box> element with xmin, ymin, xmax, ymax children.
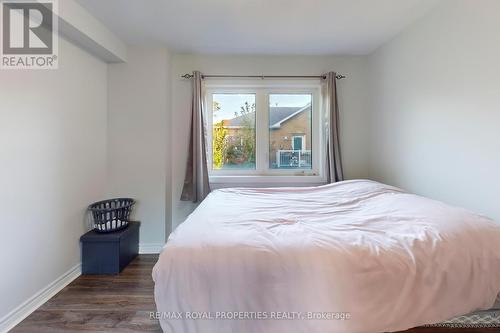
<box><xmin>181</xmin><ymin>71</ymin><xmax>211</xmax><ymax>202</ymax></box>
<box><xmin>323</xmin><ymin>72</ymin><xmax>344</xmax><ymax>183</ymax></box>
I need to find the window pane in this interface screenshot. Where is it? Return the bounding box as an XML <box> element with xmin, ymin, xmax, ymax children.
<box><xmin>269</xmin><ymin>94</ymin><xmax>312</xmax><ymax>169</ymax></box>
<box><xmin>212</xmin><ymin>93</ymin><xmax>256</xmax><ymax>170</ymax></box>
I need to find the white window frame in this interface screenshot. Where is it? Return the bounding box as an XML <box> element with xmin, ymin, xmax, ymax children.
<box><xmin>204</xmin><ymin>79</ymin><xmax>325</xmax><ymax>186</ymax></box>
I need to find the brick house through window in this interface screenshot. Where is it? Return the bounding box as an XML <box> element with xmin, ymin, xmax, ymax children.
<box><xmin>221</xmin><ymin>103</ymin><xmax>312</xmax><ymax>169</ymax></box>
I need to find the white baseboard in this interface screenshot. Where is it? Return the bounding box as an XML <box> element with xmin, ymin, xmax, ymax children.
<box><xmin>139</xmin><ymin>243</ymin><xmax>164</xmax><ymax>254</ymax></box>
<box><xmin>0</xmin><ymin>263</ymin><xmax>81</xmax><ymax>333</ymax></box>
<box><xmin>0</xmin><ymin>245</ymin><xmax>160</xmax><ymax>332</ymax></box>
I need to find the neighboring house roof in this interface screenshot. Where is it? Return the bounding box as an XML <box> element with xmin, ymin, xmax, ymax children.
<box><xmin>222</xmin><ymin>104</ymin><xmax>311</xmax><ymax>129</ymax></box>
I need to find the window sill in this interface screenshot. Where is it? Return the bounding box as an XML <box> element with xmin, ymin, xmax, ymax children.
<box><xmin>209</xmin><ymin>175</ymin><xmax>326</xmax><ymax>188</ymax></box>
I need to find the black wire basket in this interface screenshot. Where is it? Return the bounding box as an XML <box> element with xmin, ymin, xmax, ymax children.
<box><xmin>88</xmin><ymin>198</ymin><xmax>135</xmax><ymax>232</ymax></box>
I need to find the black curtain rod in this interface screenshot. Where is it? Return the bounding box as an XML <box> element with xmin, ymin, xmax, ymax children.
<box><xmin>180</xmin><ymin>73</ymin><xmax>346</xmax><ymax>80</ymax></box>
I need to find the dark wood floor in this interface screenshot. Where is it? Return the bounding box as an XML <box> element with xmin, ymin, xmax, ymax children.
<box><xmin>11</xmin><ymin>254</ymin><xmax>500</xmax><ymax>333</ymax></box>
<box><xmin>11</xmin><ymin>255</ymin><xmax>161</xmax><ymax>333</ymax></box>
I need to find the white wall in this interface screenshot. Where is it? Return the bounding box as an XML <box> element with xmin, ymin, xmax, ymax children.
<box><xmin>0</xmin><ymin>38</ymin><xmax>107</xmax><ymax>323</ymax></box>
<box><xmin>107</xmin><ymin>46</ymin><xmax>171</xmax><ymax>250</ymax></box>
<box><xmin>171</xmin><ymin>54</ymin><xmax>370</xmax><ymax>229</ymax></box>
<box><xmin>368</xmin><ymin>0</ymin><xmax>500</xmax><ymax>221</ymax></box>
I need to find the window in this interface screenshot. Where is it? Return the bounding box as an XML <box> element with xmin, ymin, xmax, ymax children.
<box><xmin>206</xmin><ymin>82</ymin><xmax>322</xmax><ymax>184</ymax></box>
<box><xmin>269</xmin><ymin>94</ymin><xmax>312</xmax><ymax>170</ymax></box>
<box><xmin>211</xmin><ymin>93</ymin><xmax>256</xmax><ymax>170</ymax></box>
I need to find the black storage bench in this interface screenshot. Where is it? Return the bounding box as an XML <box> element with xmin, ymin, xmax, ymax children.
<box><xmin>80</xmin><ymin>221</ymin><xmax>140</xmax><ymax>274</ymax></box>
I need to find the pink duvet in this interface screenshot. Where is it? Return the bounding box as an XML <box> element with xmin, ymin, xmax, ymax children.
<box><xmin>153</xmin><ymin>180</ymin><xmax>500</xmax><ymax>333</ymax></box>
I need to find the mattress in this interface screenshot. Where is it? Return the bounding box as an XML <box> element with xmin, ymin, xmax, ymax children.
<box><xmin>153</xmin><ymin>180</ymin><xmax>500</xmax><ymax>333</ymax></box>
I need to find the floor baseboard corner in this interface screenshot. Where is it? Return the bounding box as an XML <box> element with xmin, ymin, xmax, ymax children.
<box><xmin>0</xmin><ymin>263</ymin><xmax>81</xmax><ymax>333</ymax></box>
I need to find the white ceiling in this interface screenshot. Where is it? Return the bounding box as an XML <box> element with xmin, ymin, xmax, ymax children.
<box><xmin>76</xmin><ymin>0</ymin><xmax>439</xmax><ymax>55</ymax></box>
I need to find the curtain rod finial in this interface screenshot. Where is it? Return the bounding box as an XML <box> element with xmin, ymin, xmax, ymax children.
<box><xmin>181</xmin><ymin>73</ymin><xmax>194</xmax><ymax>79</ymax></box>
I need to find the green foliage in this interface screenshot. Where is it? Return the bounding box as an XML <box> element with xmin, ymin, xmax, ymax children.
<box><xmin>212</xmin><ymin>101</ymin><xmax>226</xmax><ymax>169</ymax></box>
<box><xmin>212</xmin><ymin>120</ymin><xmax>227</xmax><ymax>169</ymax></box>
<box><xmin>212</xmin><ymin>101</ymin><xmax>256</xmax><ymax>169</ymax></box>
<box><xmin>234</xmin><ymin>101</ymin><xmax>255</xmax><ymax>164</ymax></box>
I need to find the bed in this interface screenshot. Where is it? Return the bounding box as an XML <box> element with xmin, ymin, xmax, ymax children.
<box><xmin>152</xmin><ymin>180</ymin><xmax>500</xmax><ymax>333</ymax></box>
